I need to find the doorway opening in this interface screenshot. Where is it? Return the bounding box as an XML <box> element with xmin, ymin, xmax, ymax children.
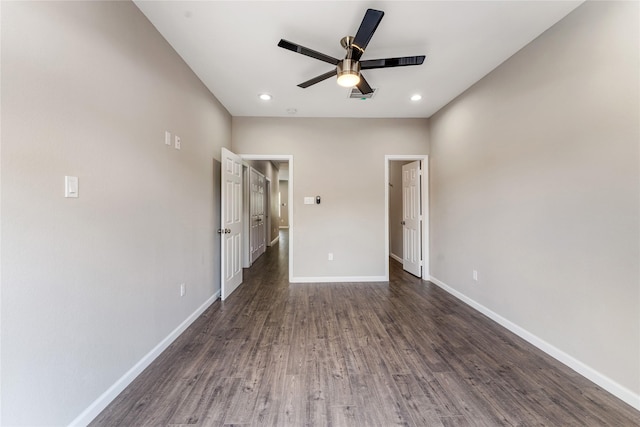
<box><xmin>385</xmin><ymin>155</ymin><xmax>429</xmax><ymax>281</ymax></box>
<box><xmin>220</xmin><ymin>149</ymin><xmax>293</xmax><ymax>300</ymax></box>
<box><xmin>240</xmin><ymin>154</ymin><xmax>294</xmax><ymax>281</ymax></box>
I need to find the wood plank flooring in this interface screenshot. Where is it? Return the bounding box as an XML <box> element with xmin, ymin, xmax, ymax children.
<box><xmin>91</xmin><ymin>231</ymin><xmax>640</xmax><ymax>426</ymax></box>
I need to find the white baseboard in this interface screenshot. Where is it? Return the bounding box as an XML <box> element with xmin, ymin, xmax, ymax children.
<box><xmin>290</xmin><ymin>275</ymin><xmax>388</xmax><ymax>283</ymax></box>
<box><xmin>390</xmin><ymin>253</ymin><xmax>403</xmax><ymax>264</ymax></box>
<box><xmin>429</xmin><ymin>276</ymin><xmax>640</xmax><ymax>411</ymax></box>
<box><xmin>68</xmin><ymin>290</ymin><xmax>220</xmax><ymax>426</ymax></box>
<box><xmin>270</xmin><ymin>235</ymin><xmax>280</xmax><ymax>246</ymax></box>
<box><xmin>279</xmin><ymin>226</ymin><xmax>289</xmax><ymax>229</ymax></box>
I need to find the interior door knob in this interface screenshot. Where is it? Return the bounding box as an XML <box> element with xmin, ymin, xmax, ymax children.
<box><xmin>401</xmin><ymin>221</ymin><xmax>406</xmax><ymax>225</ymax></box>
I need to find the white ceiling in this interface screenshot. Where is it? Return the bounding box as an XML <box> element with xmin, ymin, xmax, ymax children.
<box><xmin>134</xmin><ymin>1</ymin><xmax>583</xmax><ymax>119</ymax></box>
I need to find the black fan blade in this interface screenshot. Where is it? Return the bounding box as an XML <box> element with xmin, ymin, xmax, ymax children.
<box><xmin>298</xmin><ymin>69</ymin><xmax>337</xmax><ymax>88</ymax></box>
<box><xmin>360</xmin><ymin>55</ymin><xmax>426</xmax><ymax>70</ymax></box>
<box><xmin>278</xmin><ymin>39</ymin><xmax>339</xmax><ymax>65</ymax></box>
<box><xmin>356</xmin><ymin>74</ymin><xmax>373</xmax><ymax>95</ymax></box>
<box><xmin>351</xmin><ymin>9</ymin><xmax>384</xmax><ymax>61</ymax></box>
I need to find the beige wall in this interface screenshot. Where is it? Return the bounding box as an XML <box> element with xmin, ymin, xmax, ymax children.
<box><xmin>429</xmin><ymin>0</ymin><xmax>639</xmax><ymax>400</ymax></box>
<box><xmin>232</xmin><ymin>117</ymin><xmax>429</xmax><ymax>280</ymax></box>
<box><xmin>0</xmin><ymin>1</ymin><xmax>231</xmax><ymax>425</ymax></box>
<box><xmin>269</xmin><ymin>166</ymin><xmax>281</xmax><ymax>243</ymax></box>
<box><xmin>279</xmin><ymin>180</ymin><xmax>290</xmax><ymax>227</ymax></box>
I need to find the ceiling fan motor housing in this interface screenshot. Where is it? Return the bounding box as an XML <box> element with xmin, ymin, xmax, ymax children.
<box><xmin>338</xmin><ymin>59</ymin><xmax>360</xmax><ymax>77</ymax></box>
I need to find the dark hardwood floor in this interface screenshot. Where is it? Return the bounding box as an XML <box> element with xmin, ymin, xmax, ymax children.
<box><xmin>92</xmin><ymin>231</ymin><xmax>640</xmax><ymax>426</ymax></box>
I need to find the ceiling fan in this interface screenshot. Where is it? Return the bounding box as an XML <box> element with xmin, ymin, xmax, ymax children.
<box><xmin>278</xmin><ymin>8</ymin><xmax>426</xmax><ymax>95</ymax></box>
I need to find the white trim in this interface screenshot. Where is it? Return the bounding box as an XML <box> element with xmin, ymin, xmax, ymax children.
<box><xmin>385</xmin><ymin>155</ymin><xmax>429</xmax><ymax>281</ymax></box>
<box><xmin>390</xmin><ymin>253</ymin><xmax>403</xmax><ymax>264</ymax></box>
<box><xmin>429</xmin><ymin>276</ymin><xmax>640</xmax><ymax>411</ymax></box>
<box><xmin>68</xmin><ymin>291</ymin><xmax>220</xmax><ymax>427</ymax></box>
<box><xmin>290</xmin><ymin>275</ymin><xmax>387</xmax><ymax>283</ymax></box>
<box><xmin>279</xmin><ymin>226</ymin><xmax>289</xmax><ymax>229</ymax></box>
<box><xmin>270</xmin><ymin>235</ymin><xmax>280</xmax><ymax>246</ymax></box>
<box><xmin>240</xmin><ymin>155</ymin><xmax>294</xmax><ymax>283</ymax></box>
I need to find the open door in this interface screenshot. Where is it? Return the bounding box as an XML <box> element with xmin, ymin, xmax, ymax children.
<box><xmin>220</xmin><ymin>148</ymin><xmax>243</xmax><ymax>300</ymax></box>
<box><xmin>265</xmin><ymin>178</ymin><xmax>272</xmax><ymax>247</ymax></box>
<box><xmin>402</xmin><ymin>160</ymin><xmax>422</xmax><ymax>277</ymax></box>
<box><xmin>249</xmin><ymin>167</ymin><xmax>266</xmax><ymax>263</ymax></box>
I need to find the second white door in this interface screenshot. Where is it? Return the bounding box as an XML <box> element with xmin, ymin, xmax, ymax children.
<box><xmin>402</xmin><ymin>161</ymin><xmax>422</xmax><ymax>277</ymax></box>
<box><xmin>250</xmin><ymin>167</ymin><xmax>266</xmax><ymax>263</ymax></box>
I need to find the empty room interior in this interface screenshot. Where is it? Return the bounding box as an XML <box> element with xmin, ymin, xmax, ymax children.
<box><xmin>1</xmin><ymin>1</ymin><xmax>639</xmax><ymax>425</ymax></box>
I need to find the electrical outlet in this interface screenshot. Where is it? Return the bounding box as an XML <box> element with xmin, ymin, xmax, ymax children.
<box><xmin>328</xmin><ymin>253</ymin><xmax>333</xmax><ymax>261</ymax></box>
<box><xmin>175</xmin><ymin>135</ymin><xmax>181</xmax><ymax>150</ymax></box>
<box><xmin>472</xmin><ymin>270</ymin><xmax>478</xmax><ymax>282</ymax></box>
<box><xmin>180</xmin><ymin>283</ymin><xmax>185</xmax><ymax>297</ymax></box>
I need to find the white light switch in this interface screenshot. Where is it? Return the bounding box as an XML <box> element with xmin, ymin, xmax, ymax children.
<box><xmin>304</xmin><ymin>197</ymin><xmax>314</xmax><ymax>205</ymax></box>
<box><xmin>65</xmin><ymin>176</ymin><xmax>79</xmax><ymax>198</ymax></box>
<box><xmin>175</xmin><ymin>135</ymin><xmax>181</xmax><ymax>150</ymax></box>
<box><xmin>165</xmin><ymin>131</ymin><xmax>171</xmax><ymax>146</ymax></box>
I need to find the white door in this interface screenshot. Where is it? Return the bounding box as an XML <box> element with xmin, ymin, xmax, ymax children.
<box><xmin>220</xmin><ymin>148</ymin><xmax>243</xmax><ymax>300</ymax></box>
<box><xmin>402</xmin><ymin>161</ymin><xmax>422</xmax><ymax>277</ymax></box>
<box><xmin>250</xmin><ymin>167</ymin><xmax>266</xmax><ymax>263</ymax></box>
<box><xmin>265</xmin><ymin>179</ymin><xmax>272</xmax><ymax>246</ymax></box>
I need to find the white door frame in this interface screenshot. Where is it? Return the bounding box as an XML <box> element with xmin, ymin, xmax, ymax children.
<box><xmin>240</xmin><ymin>154</ymin><xmax>294</xmax><ymax>282</ymax></box>
<box><xmin>384</xmin><ymin>155</ymin><xmax>429</xmax><ymax>281</ymax></box>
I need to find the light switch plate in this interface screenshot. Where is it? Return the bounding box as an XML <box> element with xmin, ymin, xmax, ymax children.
<box><xmin>165</xmin><ymin>131</ymin><xmax>171</xmax><ymax>146</ymax></box>
<box><xmin>65</xmin><ymin>176</ymin><xmax>79</xmax><ymax>198</ymax></box>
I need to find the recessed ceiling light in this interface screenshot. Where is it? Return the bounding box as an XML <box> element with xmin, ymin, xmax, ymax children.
<box><xmin>411</xmin><ymin>94</ymin><xmax>422</xmax><ymax>101</ymax></box>
<box><xmin>259</xmin><ymin>93</ymin><xmax>272</xmax><ymax>101</ymax></box>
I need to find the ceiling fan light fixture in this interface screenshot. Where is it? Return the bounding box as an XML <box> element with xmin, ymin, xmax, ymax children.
<box><xmin>337</xmin><ymin>59</ymin><xmax>361</xmax><ymax>88</ymax></box>
<box><xmin>337</xmin><ymin>72</ymin><xmax>360</xmax><ymax>88</ymax></box>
